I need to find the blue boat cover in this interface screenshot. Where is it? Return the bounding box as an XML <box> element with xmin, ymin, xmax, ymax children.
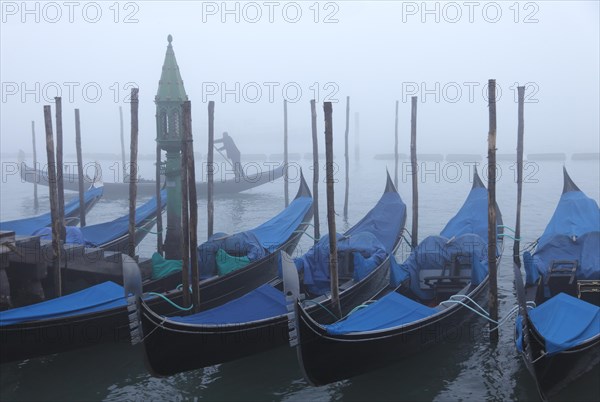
<box><xmin>440</xmin><ymin>186</ymin><xmax>491</xmax><ymax>241</ymax></box>
<box><xmin>169</xmin><ymin>284</ymin><xmax>287</xmax><ymax>325</ymax></box>
<box><xmin>197</xmin><ymin>195</ymin><xmax>312</xmax><ymax>279</ymax></box>
<box><xmin>537</xmin><ymin>190</ymin><xmax>600</xmax><ymax>250</ymax></box>
<box><xmin>326</xmin><ymin>291</ymin><xmax>437</xmax><ymax>335</ymax></box>
<box><xmin>79</xmin><ymin>190</ymin><xmax>166</xmax><ymax>247</ymax></box>
<box><xmin>391</xmin><ymin>234</ymin><xmax>489</xmax><ymax>300</ymax></box>
<box><xmin>32</xmin><ymin>226</ymin><xmax>87</xmax><ymax>245</ymax></box>
<box><xmin>0</xmin><ymin>186</ymin><xmax>103</xmax><ymax>236</ymax></box>
<box><xmin>0</xmin><ymin>281</ymin><xmax>126</xmax><ymax>326</ymax></box>
<box><xmin>294</xmin><ymin>191</ymin><xmax>405</xmax><ymax>296</ymax></box>
<box><xmin>524</xmin><ymin>188</ymin><xmax>599</xmax><ymax>286</ymax></box>
<box><xmin>528</xmin><ymin>292</ymin><xmax>600</xmax><ymax>354</ymax></box>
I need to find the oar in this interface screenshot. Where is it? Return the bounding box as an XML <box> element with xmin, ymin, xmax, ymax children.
<box><xmin>213</xmin><ymin>145</ymin><xmax>234</xmax><ymax>169</ymax></box>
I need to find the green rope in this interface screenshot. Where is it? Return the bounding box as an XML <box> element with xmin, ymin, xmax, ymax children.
<box><xmin>498</xmin><ymin>225</ymin><xmax>517</xmax><ymax>233</ymax></box>
<box><xmin>145</xmin><ymin>292</ymin><xmax>194</xmax><ymax>311</ymax></box>
<box><xmin>302</xmin><ymin>299</ymin><xmax>339</xmax><ymax>320</ymax></box>
<box><xmin>137</xmin><ymin>227</ymin><xmax>163</xmax><ymax>235</ymax></box>
<box><xmin>498</xmin><ymin>233</ymin><xmax>521</xmax><ymax>241</ymax></box>
<box><xmin>294</xmin><ymin>230</ymin><xmax>318</xmax><ymax>242</ymax></box>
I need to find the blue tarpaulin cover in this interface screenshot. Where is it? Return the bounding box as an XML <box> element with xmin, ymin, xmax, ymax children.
<box><xmin>391</xmin><ymin>234</ymin><xmax>488</xmax><ymax>300</ymax></box>
<box><xmin>197</xmin><ymin>195</ymin><xmax>312</xmax><ymax>279</ymax></box>
<box><xmin>0</xmin><ymin>281</ymin><xmax>126</xmax><ymax>326</ymax></box>
<box><xmin>524</xmin><ymin>188</ymin><xmax>599</xmax><ymax>286</ymax></box>
<box><xmin>325</xmin><ymin>291</ymin><xmax>437</xmax><ymax>335</ymax></box>
<box><xmin>0</xmin><ymin>186</ymin><xmax>103</xmax><ymax>236</ymax></box>
<box><xmin>528</xmin><ymin>292</ymin><xmax>600</xmax><ymax>354</ymax></box>
<box><xmin>294</xmin><ymin>191</ymin><xmax>405</xmax><ymax>296</ymax></box>
<box><xmin>80</xmin><ymin>190</ymin><xmax>166</xmax><ymax>246</ymax></box>
<box><xmin>440</xmin><ymin>186</ymin><xmax>490</xmax><ymax>241</ymax></box>
<box><xmin>169</xmin><ymin>284</ymin><xmax>287</xmax><ymax>325</ymax></box>
<box><xmin>32</xmin><ymin>226</ymin><xmax>87</xmax><ymax>245</ymax></box>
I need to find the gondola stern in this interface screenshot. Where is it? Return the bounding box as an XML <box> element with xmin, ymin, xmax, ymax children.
<box><xmin>384</xmin><ymin>169</ymin><xmax>397</xmax><ymax>193</ymax></box>
<box><xmin>295</xmin><ymin>168</ymin><xmax>312</xmax><ymax>199</ymax></box>
<box><xmin>472</xmin><ymin>167</ymin><xmax>485</xmax><ymax>189</ymax></box>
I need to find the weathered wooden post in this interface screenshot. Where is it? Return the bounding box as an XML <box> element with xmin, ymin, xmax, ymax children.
<box><xmin>184</xmin><ymin>101</ymin><xmax>200</xmax><ymax>312</ymax></box>
<box><xmin>180</xmin><ymin>104</ymin><xmax>191</xmax><ymax>308</ymax></box>
<box><xmin>310</xmin><ymin>99</ymin><xmax>320</xmax><ymax>243</ymax></box>
<box><xmin>394</xmin><ymin>100</ymin><xmax>399</xmax><ymax>189</ymax></box>
<box><xmin>120</xmin><ymin>106</ymin><xmax>126</xmax><ymax>181</ymax></box>
<box><xmin>44</xmin><ymin>105</ymin><xmax>62</xmax><ymax>297</ymax></box>
<box><xmin>74</xmin><ymin>109</ymin><xmax>86</xmax><ymax>226</ymax></box>
<box><xmin>207</xmin><ymin>101</ymin><xmax>215</xmax><ymax>238</ymax></box>
<box><xmin>343</xmin><ymin>96</ymin><xmax>350</xmax><ymax>220</ymax></box>
<box><xmin>284</xmin><ymin>99</ymin><xmax>289</xmax><ymax>207</ymax></box>
<box><xmin>487</xmin><ymin>79</ymin><xmax>499</xmax><ymax>343</ymax></box>
<box><xmin>514</xmin><ymin>86</ymin><xmax>525</xmax><ymax>263</ymax></box>
<box><xmin>410</xmin><ymin>96</ymin><xmax>418</xmax><ymax>249</ymax></box>
<box><xmin>55</xmin><ymin>97</ymin><xmax>65</xmax><ymax>240</ymax></box>
<box><xmin>31</xmin><ymin>121</ymin><xmax>39</xmax><ymax>210</ymax></box>
<box><xmin>128</xmin><ymin>88</ymin><xmax>139</xmax><ymax>259</ymax></box>
<box><xmin>155</xmin><ymin>124</ymin><xmax>163</xmax><ymax>256</ymax></box>
<box><xmin>324</xmin><ymin>102</ymin><xmax>341</xmax><ymax>318</ymax></box>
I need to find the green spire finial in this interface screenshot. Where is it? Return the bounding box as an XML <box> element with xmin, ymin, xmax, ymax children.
<box><xmin>155</xmin><ymin>34</ymin><xmax>188</xmax><ymax>103</ymax></box>
<box><xmin>167</xmin><ymin>34</ymin><xmax>173</xmax><ymax>44</ymax></box>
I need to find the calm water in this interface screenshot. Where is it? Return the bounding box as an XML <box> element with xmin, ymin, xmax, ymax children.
<box><xmin>1</xmin><ymin>157</ymin><xmax>599</xmax><ymax>401</ymax></box>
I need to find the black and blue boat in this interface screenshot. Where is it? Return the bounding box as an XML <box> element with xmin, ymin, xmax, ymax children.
<box><xmin>0</xmin><ymin>176</ymin><xmax>313</xmax><ymax>363</ymax></box>
<box><xmin>514</xmin><ymin>168</ymin><xmax>600</xmax><ymax>400</ymax></box>
<box><xmin>0</xmin><ymin>185</ymin><xmax>103</xmax><ymax>235</ymax></box>
<box><xmin>137</xmin><ymin>173</ymin><xmax>406</xmax><ymax>376</ymax></box>
<box><xmin>290</xmin><ymin>170</ymin><xmax>503</xmax><ymax>385</ymax></box>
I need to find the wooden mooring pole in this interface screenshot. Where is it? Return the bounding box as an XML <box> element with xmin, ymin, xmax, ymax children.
<box><xmin>343</xmin><ymin>96</ymin><xmax>350</xmax><ymax>220</ymax></box>
<box><xmin>324</xmin><ymin>102</ymin><xmax>341</xmax><ymax>318</ymax></box>
<box><xmin>128</xmin><ymin>88</ymin><xmax>139</xmax><ymax>259</ymax></box>
<box><xmin>155</xmin><ymin>119</ymin><xmax>164</xmax><ymax>256</ymax></box>
<box><xmin>74</xmin><ymin>109</ymin><xmax>86</xmax><ymax>226</ymax></box>
<box><xmin>410</xmin><ymin>96</ymin><xmax>418</xmax><ymax>249</ymax></box>
<box><xmin>31</xmin><ymin>121</ymin><xmax>39</xmax><ymax>210</ymax></box>
<box><xmin>184</xmin><ymin>101</ymin><xmax>200</xmax><ymax>312</ymax></box>
<box><xmin>120</xmin><ymin>106</ymin><xmax>127</xmax><ymax>182</ymax></box>
<box><xmin>43</xmin><ymin>105</ymin><xmax>61</xmax><ymax>297</ymax></box>
<box><xmin>394</xmin><ymin>100</ymin><xmax>399</xmax><ymax>189</ymax></box>
<box><xmin>487</xmin><ymin>79</ymin><xmax>499</xmax><ymax>343</ymax></box>
<box><xmin>310</xmin><ymin>99</ymin><xmax>320</xmax><ymax>244</ymax></box>
<box><xmin>180</xmin><ymin>103</ymin><xmax>191</xmax><ymax>308</ymax></box>
<box><xmin>514</xmin><ymin>86</ymin><xmax>525</xmax><ymax>263</ymax></box>
<box><xmin>284</xmin><ymin>99</ymin><xmax>289</xmax><ymax>207</ymax></box>
<box><xmin>207</xmin><ymin>101</ymin><xmax>215</xmax><ymax>239</ymax></box>
<box><xmin>55</xmin><ymin>97</ymin><xmax>65</xmax><ymax>240</ymax></box>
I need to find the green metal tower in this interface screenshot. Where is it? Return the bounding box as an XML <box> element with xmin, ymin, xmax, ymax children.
<box><xmin>156</xmin><ymin>34</ymin><xmax>188</xmax><ymax>260</ymax></box>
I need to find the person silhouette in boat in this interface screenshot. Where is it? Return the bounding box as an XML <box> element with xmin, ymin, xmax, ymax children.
<box><xmin>215</xmin><ymin>131</ymin><xmax>243</xmax><ymax>180</ymax></box>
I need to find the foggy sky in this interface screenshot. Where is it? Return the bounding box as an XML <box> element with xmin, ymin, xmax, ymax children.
<box><xmin>1</xmin><ymin>1</ymin><xmax>599</xmax><ymax>160</ymax></box>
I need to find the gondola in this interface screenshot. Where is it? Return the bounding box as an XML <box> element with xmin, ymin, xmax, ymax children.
<box><xmin>0</xmin><ymin>185</ymin><xmax>103</xmax><ymax>235</ymax></box>
<box><xmin>291</xmin><ymin>170</ymin><xmax>503</xmax><ymax>386</ymax></box>
<box><xmin>514</xmin><ymin>168</ymin><xmax>600</xmax><ymax>400</ymax></box>
<box><xmin>19</xmin><ymin>163</ymin><xmax>284</xmax><ymax>199</ymax></box>
<box><xmin>137</xmin><ymin>173</ymin><xmax>406</xmax><ymax>376</ymax></box>
<box><xmin>0</xmin><ymin>174</ymin><xmax>313</xmax><ymax>363</ymax></box>
<box><xmin>32</xmin><ymin>190</ymin><xmax>167</xmax><ymax>253</ymax></box>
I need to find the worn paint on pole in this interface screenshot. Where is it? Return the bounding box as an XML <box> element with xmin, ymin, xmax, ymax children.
<box><xmin>74</xmin><ymin>109</ymin><xmax>86</xmax><ymax>227</ymax></box>
<box><xmin>324</xmin><ymin>102</ymin><xmax>341</xmax><ymax>319</ymax></box>
<box><xmin>410</xmin><ymin>96</ymin><xmax>418</xmax><ymax>250</ymax></box>
<box><xmin>310</xmin><ymin>99</ymin><xmax>320</xmax><ymax>243</ymax></box>
<box><xmin>487</xmin><ymin>79</ymin><xmax>499</xmax><ymax>343</ymax></box>
<box><xmin>44</xmin><ymin>105</ymin><xmax>62</xmax><ymax>297</ymax></box>
<box><xmin>207</xmin><ymin>101</ymin><xmax>215</xmax><ymax>238</ymax></box>
<box><xmin>128</xmin><ymin>88</ymin><xmax>139</xmax><ymax>259</ymax></box>
<box><xmin>155</xmin><ymin>118</ymin><xmax>163</xmax><ymax>256</ymax></box>
<box><xmin>180</xmin><ymin>104</ymin><xmax>191</xmax><ymax>308</ymax></box>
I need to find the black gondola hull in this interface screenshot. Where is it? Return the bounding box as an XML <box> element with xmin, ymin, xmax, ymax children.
<box><xmin>140</xmin><ymin>255</ymin><xmax>392</xmax><ymax>376</ymax></box>
<box><xmin>295</xmin><ymin>280</ymin><xmax>489</xmax><ymax>386</ymax></box>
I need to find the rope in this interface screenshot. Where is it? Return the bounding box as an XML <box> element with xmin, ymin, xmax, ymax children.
<box><xmin>498</xmin><ymin>233</ymin><xmax>521</xmax><ymax>241</ymax></box>
<box><xmin>144</xmin><ymin>291</ymin><xmax>194</xmax><ymax>311</ymax></box>
<box><xmin>302</xmin><ymin>299</ymin><xmax>339</xmax><ymax>320</ymax></box>
<box><xmin>344</xmin><ymin>300</ymin><xmax>377</xmax><ymax>317</ymax></box>
<box><xmin>497</xmin><ymin>225</ymin><xmax>517</xmax><ymax>233</ymax></box>
<box><xmin>293</xmin><ymin>230</ymin><xmax>318</xmax><ymax>242</ymax></box>
<box><xmin>137</xmin><ymin>227</ymin><xmax>163</xmax><ymax>235</ymax></box>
